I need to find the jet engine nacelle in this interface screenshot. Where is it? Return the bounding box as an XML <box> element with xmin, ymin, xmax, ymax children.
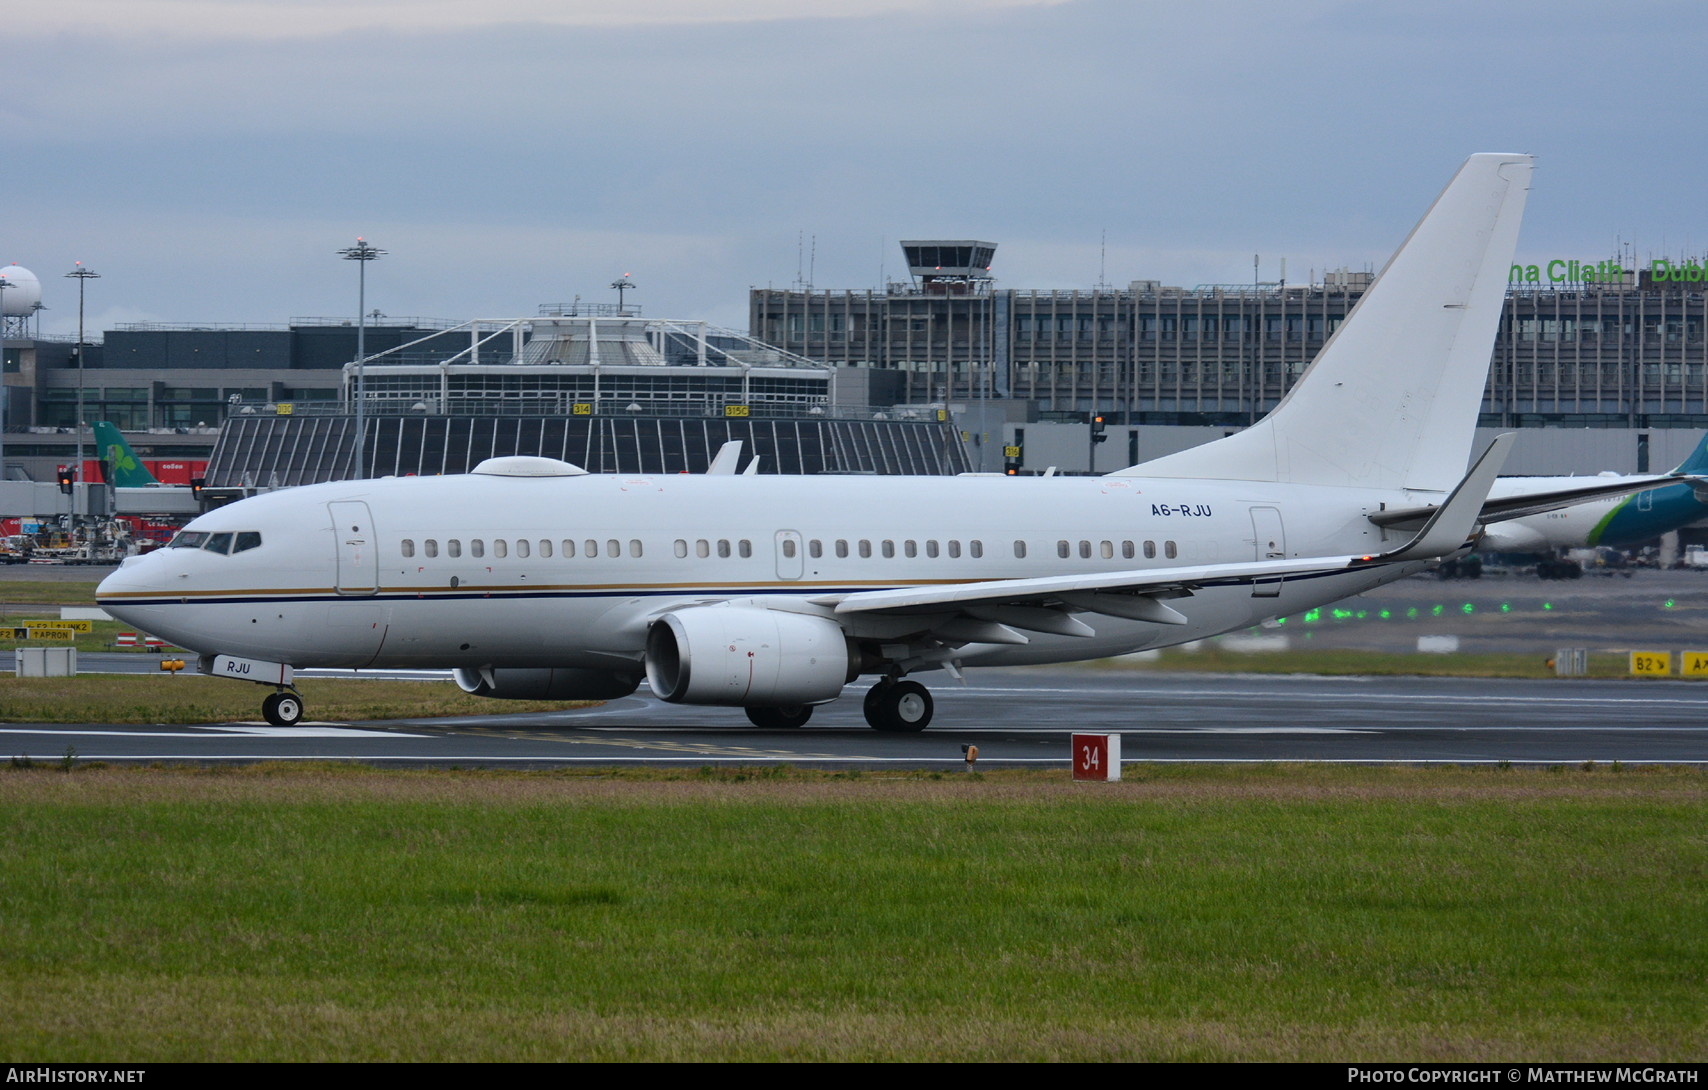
<box><xmin>1478</xmin><ymin>521</ymin><xmax>1553</xmax><ymax>553</ymax></box>
<box><xmin>645</xmin><ymin>606</ymin><xmax>858</xmax><ymax>707</ymax></box>
<box><xmin>453</xmin><ymin>667</ymin><xmax>641</xmax><ymax>701</ymax></box>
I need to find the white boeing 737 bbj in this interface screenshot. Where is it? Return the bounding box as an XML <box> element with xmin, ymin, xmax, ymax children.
<box><xmin>103</xmin><ymin>154</ymin><xmax>1571</xmax><ymax>730</ymax></box>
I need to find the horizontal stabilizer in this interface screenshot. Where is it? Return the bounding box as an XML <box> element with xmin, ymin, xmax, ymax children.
<box><xmin>1362</xmin><ymin>433</ymin><xmax>1513</xmax><ymax>563</ymax></box>
<box><xmin>1371</xmin><ymin>473</ymin><xmax>1688</xmax><ymax>530</ymax></box>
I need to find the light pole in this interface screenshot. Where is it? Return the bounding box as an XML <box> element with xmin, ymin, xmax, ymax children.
<box><xmin>611</xmin><ymin>274</ymin><xmax>636</xmax><ymax>314</ymax></box>
<box><xmin>338</xmin><ymin>237</ymin><xmax>385</xmax><ymax>478</ymax></box>
<box><xmin>65</xmin><ymin>263</ymin><xmax>100</xmax><ymax>508</ymax></box>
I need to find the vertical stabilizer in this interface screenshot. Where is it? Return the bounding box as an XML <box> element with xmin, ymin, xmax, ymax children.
<box><xmin>1669</xmin><ymin>430</ymin><xmax>1708</xmax><ymax>476</ymax></box>
<box><xmin>92</xmin><ymin>422</ymin><xmax>162</xmax><ymax>488</ymax></box>
<box><xmin>1119</xmin><ymin>153</ymin><xmax>1532</xmax><ymax>493</ymax></box>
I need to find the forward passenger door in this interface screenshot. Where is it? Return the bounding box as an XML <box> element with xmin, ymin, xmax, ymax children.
<box><xmin>329</xmin><ymin>500</ymin><xmax>379</xmax><ymax>596</ymax></box>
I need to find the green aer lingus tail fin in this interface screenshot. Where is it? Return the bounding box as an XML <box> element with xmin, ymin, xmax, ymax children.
<box><xmin>92</xmin><ymin>421</ymin><xmax>161</xmax><ymax>488</ymax></box>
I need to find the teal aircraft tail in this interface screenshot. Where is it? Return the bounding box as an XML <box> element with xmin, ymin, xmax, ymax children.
<box><xmin>1669</xmin><ymin>430</ymin><xmax>1708</xmax><ymax>476</ymax></box>
<box><xmin>92</xmin><ymin>422</ymin><xmax>161</xmax><ymax>488</ymax></box>
<box><xmin>1578</xmin><ymin>429</ymin><xmax>1708</xmax><ymax>546</ymax></box>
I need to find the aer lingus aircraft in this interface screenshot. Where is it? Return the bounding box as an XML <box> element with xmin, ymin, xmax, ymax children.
<box><xmin>91</xmin><ymin>421</ymin><xmax>202</xmax><ymax>516</ymax></box>
<box><xmin>102</xmin><ymin>153</ymin><xmax>1574</xmax><ymax>730</ymax></box>
<box><xmin>1477</xmin><ymin>431</ymin><xmax>1708</xmax><ymax>553</ymax></box>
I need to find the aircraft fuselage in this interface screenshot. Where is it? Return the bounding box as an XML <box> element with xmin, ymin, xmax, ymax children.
<box><xmin>97</xmin><ymin>471</ymin><xmax>1428</xmax><ymax>672</ymax></box>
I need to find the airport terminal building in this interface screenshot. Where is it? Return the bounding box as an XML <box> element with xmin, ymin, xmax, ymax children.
<box><xmin>751</xmin><ymin>241</ymin><xmax>1708</xmax><ymax>473</ymax></box>
<box><xmin>6</xmin><ymin>239</ymin><xmax>1708</xmax><ymax>487</ymax></box>
<box><xmin>1</xmin><ymin>305</ymin><xmax>958</xmax><ymax>489</ymax></box>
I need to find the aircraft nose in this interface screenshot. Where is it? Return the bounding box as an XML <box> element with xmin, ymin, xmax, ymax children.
<box><xmin>96</xmin><ymin>555</ymin><xmax>167</xmax><ymax>623</ymax></box>
<box><xmin>98</xmin><ymin>556</ymin><xmax>159</xmax><ymax>594</ymax></box>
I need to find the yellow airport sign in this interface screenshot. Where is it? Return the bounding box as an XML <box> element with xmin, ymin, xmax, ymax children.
<box><xmin>20</xmin><ymin>620</ymin><xmax>92</xmax><ymax>632</ymax></box>
<box><xmin>571</xmin><ymin>402</ymin><xmax>593</xmax><ymax>415</ymax></box>
<box><xmin>1629</xmin><ymin>651</ymin><xmax>1672</xmax><ymax>677</ymax></box>
<box><xmin>725</xmin><ymin>404</ymin><xmax>750</xmax><ymax>418</ymax></box>
<box><xmin>1681</xmin><ymin>651</ymin><xmax>1708</xmax><ymax>677</ymax></box>
<box><xmin>275</xmin><ymin>403</ymin><xmax>293</xmax><ymax>415</ymax></box>
<box><xmin>9</xmin><ymin>627</ymin><xmax>75</xmax><ymax>641</ymax></box>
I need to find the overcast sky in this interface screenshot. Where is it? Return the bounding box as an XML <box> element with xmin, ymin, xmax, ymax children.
<box><xmin>9</xmin><ymin>0</ymin><xmax>1706</xmax><ymax>337</ymax></box>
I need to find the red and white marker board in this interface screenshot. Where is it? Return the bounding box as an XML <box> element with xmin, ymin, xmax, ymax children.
<box><xmin>1072</xmin><ymin>733</ymin><xmax>1121</xmax><ymax>782</ymax></box>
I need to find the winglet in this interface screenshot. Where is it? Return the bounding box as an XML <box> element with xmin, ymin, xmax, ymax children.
<box><xmin>706</xmin><ymin>441</ymin><xmax>743</xmax><ymax>475</ymax></box>
<box><xmin>1366</xmin><ymin>433</ymin><xmax>1515</xmax><ymax>563</ymax></box>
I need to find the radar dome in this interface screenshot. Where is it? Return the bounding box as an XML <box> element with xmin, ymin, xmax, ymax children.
<box><xmin>0</xmin><ymin>265</ymin><xmax>42</xmax><ymax>316</ymax></box>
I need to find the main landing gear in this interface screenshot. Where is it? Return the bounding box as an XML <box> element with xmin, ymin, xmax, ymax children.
<box><xmin>261</xmin><ymin>689</ymin><xmax>305</xmax><ymax>727</ymax></box>
<box><xmin>745</xmin><ymin>704</ymin><xmax>813</xmax><ymax>728</ymax></box>
<box><xmin>863</xmin><ymin>678</ymin><xmax>933</xmax><ymax>732</ymax></box>
<box><xmin>740</xmin><ymin>679</ymin><xmax>936</xmax><ymax>732</ymax></box>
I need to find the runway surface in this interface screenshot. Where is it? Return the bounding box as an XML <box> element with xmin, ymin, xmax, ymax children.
<box><xmin>7</xmin><ymin>667</ymin><xmax>1706</xmax><ymax>769</ymax></box>
<box><xmin>7</xmin><ymin>567</ymin><xmax>1708</xmax><ymax>768</ymax></box>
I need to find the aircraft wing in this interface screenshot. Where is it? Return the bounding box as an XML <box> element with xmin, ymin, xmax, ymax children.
<box><xmin>1369</xmin><ymin>473</ymin><xmax>1690</xmax><ymax>530</ymax></box>
<box><xmin>824</xmin><ymin>553</ymin><xmax>1368</xmax><ymax>626</ymax></box>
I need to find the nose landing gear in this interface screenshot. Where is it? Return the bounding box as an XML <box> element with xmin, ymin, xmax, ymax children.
<box><xmin>261</xmin><ymin>689</ymin><xmax>304</xmax><ymax>727</ymax></box>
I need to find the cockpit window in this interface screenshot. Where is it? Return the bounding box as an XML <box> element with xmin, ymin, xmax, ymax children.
<box><xmin>166</xmin><ymin>530</ymin><xmax>262</xmax><ymax>554</ymax></box>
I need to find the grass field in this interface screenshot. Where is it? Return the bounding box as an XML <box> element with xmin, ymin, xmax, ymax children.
<box><xmin>0</xmin><ymin>763</ymin><xmax>1701</xmax><ymax>1062</ymax></box>
<box><xmin>0</xmin><ymin>580</ymin><xmax>103</xmax><ymax>609</ymax></box>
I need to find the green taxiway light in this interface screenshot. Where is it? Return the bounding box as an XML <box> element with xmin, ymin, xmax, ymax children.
<box><xmin>1461</xmin><ymin>603</ymin><xmax>1475</xmax><ymax>615</ymax></box>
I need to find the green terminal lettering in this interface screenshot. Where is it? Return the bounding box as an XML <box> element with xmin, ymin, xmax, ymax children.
<box><xmin>1509</xmin><ymin>259</ymin><xmax>1626</xmax><ymax>285</ymax></box>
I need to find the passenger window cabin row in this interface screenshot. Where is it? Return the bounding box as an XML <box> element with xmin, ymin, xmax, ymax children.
<box><xmin>1056</xmin><ymin>539</ymin><xmax>1178</xmax><ymax>560</ymax></box>
<box><xmin>401</xmin><ymin>538</ymin><xmax>643</xmax><ymax>559</ymax></box>
<box><xmin>397</xmin><ymin>536</ymin><xmax>1179</xmax><ymax>563</ymax></box>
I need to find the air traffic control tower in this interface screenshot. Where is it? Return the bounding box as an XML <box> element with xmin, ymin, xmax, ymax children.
<box><xmin>900</xmin><ymin>241</ymin><xmax>997</xmax><ymax>295</ymax></box>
